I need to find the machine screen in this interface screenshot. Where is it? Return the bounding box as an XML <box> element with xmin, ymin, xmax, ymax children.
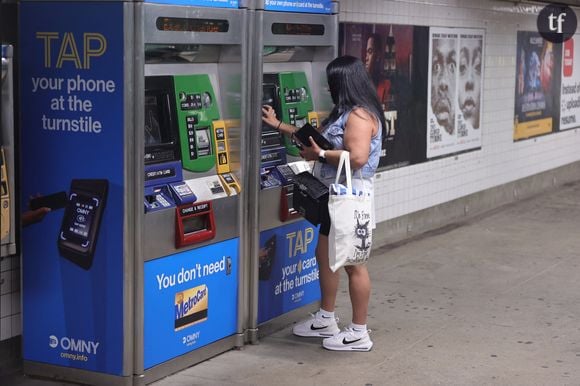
<box><xmin>263</xmin><ymin>85</ymin><xmax>278</xmax><ymax>107</ymax></box>
<box><xmin>145</xmin><ymin>92</ymin><xmax>176</xmax><ymax>147</ymax></box>
<box><xmin>145</xmin><ymin>95</ymin><xmax>163</xmax><ymax>145</ymax></box>
<box><xmin>62</xmin><ymin>193</ymin><xmax>96</xmax><ymax>244</ymax></box>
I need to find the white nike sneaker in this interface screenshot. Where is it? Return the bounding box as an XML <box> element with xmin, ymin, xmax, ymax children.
<box><xmin>322</xmin><ymin>327</ymin><xmax>373</xmax><ymax>351</ymax></box>
<box><xmin>292</xmin><ymin>312</ymin><xmax>340</xmax><ymax>337</ymax></box>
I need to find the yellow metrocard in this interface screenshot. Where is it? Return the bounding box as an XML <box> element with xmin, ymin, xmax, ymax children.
<box><xmin>212</xmin><ymin>120</ymin><xmax>230</xmax><ymax>175</ymax></box>
<box><xmin>174</xmin><ymin>285</ymin><xmax>208</xmax><ymax>331</ymax></box>
<box><xmin>307</xmin><ymin>111</ymin><xmax>320</xmax><ymax>129</ymax></box>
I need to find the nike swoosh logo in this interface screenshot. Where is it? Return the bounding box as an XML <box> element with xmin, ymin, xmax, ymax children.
<box><xmin>342</xmin><ymin>337</ymin><xmax>362</xmax><ymax>345</ymax></box>
<box><xmin>310</xmin><ymin>324</ymin><xmax>329</xmax><ymax>331</ymax></box>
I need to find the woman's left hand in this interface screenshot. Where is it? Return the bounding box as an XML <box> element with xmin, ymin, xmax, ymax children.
<box><xmin>299</xmin><ymin>136</ymin><xmax>322</xmax><ymax>161</ymax></box>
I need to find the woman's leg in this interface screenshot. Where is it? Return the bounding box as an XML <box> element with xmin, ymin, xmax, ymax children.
<box><xmin>321</xmin><ymin>264</ymin><xmax>373</xmax><ymax>351</ymax></box>
<box><xmin>316</xmin><ymin>234</ymin><xmax>340</xmax><ymax>312</ymax></box>
<box><xmin>344</xmin><ymin>265</ymin><xmax>371</xmax><ymax>325</ymax></box>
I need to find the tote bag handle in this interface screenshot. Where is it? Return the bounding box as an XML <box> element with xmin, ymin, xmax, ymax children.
<box><xmin>334</xmin><ymin>151</ymin><xmax>352</xmax><ymax>188</ymax></box>
<box><xmin>334</xmin><ymin>151</ymin><xmax>364</xmax><ymax>190</ymax></box>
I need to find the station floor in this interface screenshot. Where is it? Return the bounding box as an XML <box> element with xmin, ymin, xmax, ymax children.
<box><xmin>4</xmin><ymin>180</ymin><xmax>580</xmax><ymax>385</ymax></box>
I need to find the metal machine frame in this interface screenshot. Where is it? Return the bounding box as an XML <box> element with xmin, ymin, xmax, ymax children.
<box><xmin>134</xmin><ymin>3</ymin><xmax>250</xmax><ymax>384</ymax></box>
<box><xmin>1</xmin><ymin>45</ymin><xmax>17</xmax><ymax>258</ymax></box>
<box><xmin>246</xmin><ymin>1</ymin><xmax>338</xmax><ymax>343</ymax></box>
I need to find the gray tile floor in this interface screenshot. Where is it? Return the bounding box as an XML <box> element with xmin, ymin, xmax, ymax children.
<box><xmin>3</xmin><ymin>181</ymin><xmax>580</xmax><ymax>385</ymax></box>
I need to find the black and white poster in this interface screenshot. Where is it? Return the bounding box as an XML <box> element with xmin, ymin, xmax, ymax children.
<box><xmin>427</xmin><ymin>27</ymin><xmax>485</xmax><ymax>158</ymax></box>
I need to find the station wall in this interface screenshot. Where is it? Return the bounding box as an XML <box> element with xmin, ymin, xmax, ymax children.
<box><xmin>337</xmin><ymin>0</ymin><xmax>580</xmax><ymax>240</ymax></box>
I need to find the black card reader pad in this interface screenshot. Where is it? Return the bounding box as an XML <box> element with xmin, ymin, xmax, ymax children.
<box><xmin>58</xmin><ymin>179</ymin><xmax>109</xmax><ymax>270</ymax></box>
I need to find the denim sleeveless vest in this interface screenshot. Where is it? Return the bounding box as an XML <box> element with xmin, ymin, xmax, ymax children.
<box><xmin>312</xmin><ymin>108</ymin><xmax>382</xmax><ymax>183</ymax></box>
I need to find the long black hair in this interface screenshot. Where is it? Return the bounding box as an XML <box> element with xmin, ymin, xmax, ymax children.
<box><xmin>324</xmin><ymin>55</ymin><xmax>386</xmax><ymax>134</ymax></box>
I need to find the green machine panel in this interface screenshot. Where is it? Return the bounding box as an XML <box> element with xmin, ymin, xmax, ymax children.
<box><xmin>174</xmin><ymin>74</ymin><xmax>220</xmax><ymax>172</ymax></box>
<box><xmin>271</xmin><ymin>72</ymin><xmax>314</xmax><ymax>157</ymax></box>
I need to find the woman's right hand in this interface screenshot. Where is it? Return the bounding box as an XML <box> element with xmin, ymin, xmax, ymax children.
<box><xmin>261</xmin><ymin>105</ymin><xmax>280</xmax><ymax>129</ymax></box>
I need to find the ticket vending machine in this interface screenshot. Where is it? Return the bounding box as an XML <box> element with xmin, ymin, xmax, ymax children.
<box><xmin>19</xmin><ymin>1</ymin><xmax>248</xmax><ymax>385</ymax></box>
<box><xmin>248</xmin><ymin>1</ymin><xmax>338</xmax><ymax>340</ymax></box>
<box><xmin>1</xmin><ymin>45</ymin><xmax>17</xmax><ymax>258</ymax></box>
<box><xmin>137</xmin><ymin>3</ymin><xmax>247</xmax><ymax>384</ymax></box>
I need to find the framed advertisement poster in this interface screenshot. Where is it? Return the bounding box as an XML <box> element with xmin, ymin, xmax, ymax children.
<box><xmin>560</xmin><ymin>35</ymin><xmax>580</xmax><ymax>131</ymax></box>
<box><xmin>514</xmin><ymin>31</ymin><xmax>562</xmax><ymax>140</ymax></box>
<box><xmin>427</xmin><ymin>28</ymin><xmax>485</xmax><ymax>158</ymax></box>
<box><xmin>340</xmin><ymin>22</ymin><xmax>430</xmax><ymax>170</ymax></box>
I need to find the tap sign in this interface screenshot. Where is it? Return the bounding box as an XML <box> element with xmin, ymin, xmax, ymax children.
<box><xmin>257</xmin><ymin>220</ymin><xmax>321</xmax><ymax>324</ymax></box>
<box><xmin>20</xmin><ymin>2</ymin><xmax>125</xmax><ymax>376</ymax></box>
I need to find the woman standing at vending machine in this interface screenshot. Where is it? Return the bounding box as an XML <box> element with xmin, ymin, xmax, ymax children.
<box><xmin>262</xmin><ymin>55</ymin><xmax>384</xmax><ymax>351</ymax></box>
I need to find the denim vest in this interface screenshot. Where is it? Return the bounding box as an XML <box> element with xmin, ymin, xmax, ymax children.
<box><xmin>312</xmin><ymin>109</ymin><xmax>382</xmax><ymax>183</ymax></box>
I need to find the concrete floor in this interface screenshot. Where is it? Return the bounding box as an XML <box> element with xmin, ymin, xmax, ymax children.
<box><xmin>3</xmin><ymin>181</ymin><xmax>580</xmax><ymax>385</ymax></box>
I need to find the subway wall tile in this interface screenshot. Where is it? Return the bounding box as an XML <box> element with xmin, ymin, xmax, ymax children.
<box><xmin>339</xmin><ymin>0</ymin><xmax>580</xmax><ymax>223</ymax></box>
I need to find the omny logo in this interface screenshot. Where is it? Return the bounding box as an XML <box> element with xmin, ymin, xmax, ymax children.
<box><xmin>182</xmin><ymin>331</ymin><xmax>201</xmax><ymax>347</ymax></box>
<box><xmin>48</xmin><ymin>334</ymin><xmax>100</xmax><ymax>355</ymax></box>
<box><xmin>537</xmin><ymin>3</ymin><xmax>577</xmax><ymax>43</ymax></box>
<box><xmin>49</xmin><ymin>335</ymin><xmax>59</xmax><ymax>348</ymax></box>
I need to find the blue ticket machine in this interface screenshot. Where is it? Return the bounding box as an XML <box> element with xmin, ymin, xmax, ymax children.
<box><xmin>19</xmin><ymin>1</ymin><xmax>248</xmax><ymax>385</ymax></box>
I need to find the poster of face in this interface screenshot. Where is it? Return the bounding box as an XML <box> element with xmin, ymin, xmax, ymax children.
<box><xmin>456</xmin><ymin>32</ymin><xmax>484</xmax><ymax>152</ymax></box>
<box><xmin>340</xmin><ymin>22</ymin><xmax>429</xmax><ymax>170</ymax></box>
<box><xmin>427</xmin><ymin>28</ymin><xmax>484</xmax><ymax>158</ymax></box>
<box><xmin>560</xmin><ymin>35</ymin><xmax>580</xmax><ymax>131</ymax></box>
<box><xmin>514</xmin><ymin>31</ymin><xmax>562</xmax><ymax>140</ymax></box>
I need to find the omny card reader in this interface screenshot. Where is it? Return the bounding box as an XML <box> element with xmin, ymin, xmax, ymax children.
<box><xmin>58</xmin><ymin>179</ymin><xmax>108</xmax><ymax>270</ymax></box>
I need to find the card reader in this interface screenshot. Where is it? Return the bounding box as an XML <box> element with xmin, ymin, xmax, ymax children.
<box><xmin>58</xmin><ymin>179</ymin><xmax>108</xmax><ymax>270</ymax></box>
<box><xmin>144</xmin><ymin>185</ymin><xmax>175</xmax><ymax>212</ymax></box>
<box><xmin>168</xmin><ymin>181</ymin><xmax>197</xmax><ymax>205</ymax></box>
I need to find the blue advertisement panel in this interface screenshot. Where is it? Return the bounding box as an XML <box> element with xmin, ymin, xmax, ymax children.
<box><xmin>144</xmin><ymin>0</ymin><xmax>238</xmax><ymax>8</ymax></box>
<box><xmin>20</xmin><ymin>2</ymin><xmax>125</xmax><ymax>375</ymax></box>
<box><xmin>258</xmin><ymin>220</ymin><xmax>320</xmax><ymax>324</ymax></box>
<box><xmin>264</xmin><ymin>0</ymin><xmax>332</xmax><ymax>14</ymax></box>
<box><xmin>144</xmin><ymin>238</ymin><xmax>239</xmax><ymax>369</ymax></box>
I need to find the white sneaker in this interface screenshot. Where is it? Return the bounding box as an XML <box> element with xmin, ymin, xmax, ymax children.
<box><xmin>292</xmin><ymin>312</ymin><xmax>340</xmax><ymax>337</ymax></box>
<box><xmin>322</xmin><ymin>327</ymin><xmax>373</xmax><ymax>351</ymax></box>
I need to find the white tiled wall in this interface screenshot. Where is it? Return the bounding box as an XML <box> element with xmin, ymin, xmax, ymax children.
<box><xmin>340</xmin><ymin>0</ymin><xmax>580</xmax><ymax>224</ymax></box>
<box><xmin>0</xmin><ymin>255</ymin><xmax>21</xmax><ymax>341</ymax></box>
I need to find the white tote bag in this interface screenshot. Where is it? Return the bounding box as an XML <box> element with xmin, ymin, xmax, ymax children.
<box><xmin>328</xmin><ymin>152</ymin><xmax>373</xmax><ymax>272</ymax></box>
